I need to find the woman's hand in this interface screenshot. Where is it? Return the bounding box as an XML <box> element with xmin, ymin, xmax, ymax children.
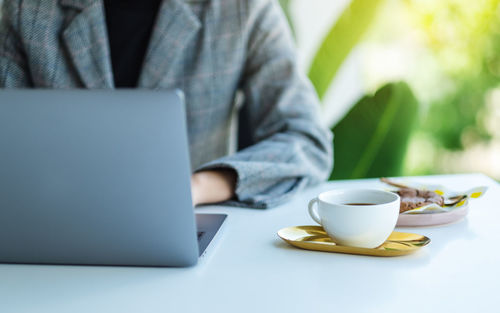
<box><xmin>191</xmin><ymin>170</ymin><xmax>237</xmax><ymax>206</ymax></box>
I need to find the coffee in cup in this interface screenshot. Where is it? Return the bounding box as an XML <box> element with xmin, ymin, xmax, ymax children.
<box><xmin>308</xmin><ymin>188</ymin><xmax>400</xmax><ymax>248</ymax></box>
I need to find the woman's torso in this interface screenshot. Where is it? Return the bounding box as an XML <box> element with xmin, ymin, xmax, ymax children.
<box><xmin>13</xmin><ymin>0</ymin><xmax>250</xmax><ymax>170</ymax></box>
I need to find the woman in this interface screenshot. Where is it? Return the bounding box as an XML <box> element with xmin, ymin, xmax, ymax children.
<box><xmin>0</xmin><ymin>0</ymin><xmax>332</xmax><ymax>208</ymax></box>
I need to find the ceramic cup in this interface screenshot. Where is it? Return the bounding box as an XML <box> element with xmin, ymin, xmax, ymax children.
<box><xmin>308</xmin><ymin>188</ymin><xmax>400</xmax><ymax>248</ymax></box>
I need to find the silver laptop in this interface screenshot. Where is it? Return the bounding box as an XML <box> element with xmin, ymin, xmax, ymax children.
<box><xmin>0</xmin><ymin>90</ymin><xmax>226</xmax><ymax>267</ymax></box>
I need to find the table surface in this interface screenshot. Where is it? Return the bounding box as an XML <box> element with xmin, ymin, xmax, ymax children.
<box><xmin>1</xmin><ymin>173</ymin><xmax>499</xmax><ymax>313</ymax></box>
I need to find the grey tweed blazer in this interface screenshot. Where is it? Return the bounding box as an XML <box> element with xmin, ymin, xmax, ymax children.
<box><xmin>0</xmin><ymin>0</ymin><xmax>333</xmax><ymax>208</ymax></box>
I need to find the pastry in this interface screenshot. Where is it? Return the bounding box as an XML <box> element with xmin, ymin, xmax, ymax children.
<box><xmin>380</xmin><ymin>178</ymin><xmax>445</xmax><ymax>213</ymax></box>
<box><xmin>396</xmin><ymin>188</ymin><xmax>444</xmax><ymax>213</ymax></box>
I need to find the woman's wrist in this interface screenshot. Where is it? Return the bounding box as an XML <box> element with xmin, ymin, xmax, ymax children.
<box><xmin>191</xmin><ymin>169</ymin><xmax>237</xmax><ymax>206</ymax></box>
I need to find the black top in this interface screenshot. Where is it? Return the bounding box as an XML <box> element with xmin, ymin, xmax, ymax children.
<box><xmin>104</xmin><ymin>0</ymin><xmax>163</xmax><ymax>88</ymax></box>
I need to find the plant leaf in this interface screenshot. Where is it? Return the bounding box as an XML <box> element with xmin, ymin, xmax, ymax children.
<box><xmin>330</xmin><ymin>82</ymin><xmax>419</xmax><ymax>180</ymax></box>
<box><xmin>278</xmin><ymin>0</ymin><xmax>295</xmax><ymax>37</ymax></box>
<box><xmin>308</xmin><ymin>0</ymin><xmax>385</xmax><ymax>100</ymax></box>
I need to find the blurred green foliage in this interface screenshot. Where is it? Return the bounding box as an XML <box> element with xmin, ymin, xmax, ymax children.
<box><xmin>406</xmin><ymin>0</ymin><xmax>500</xmax><ymax>150</ymax></box>
<box><xmin>280</xmin><ymin>0</ymin><xmax>500</xmax><ymax>178</ymax></box>
<box><xmin>330</xmin><ymin>82</ymin><xmax>419</xmax><ymax>179</ymax></box>
<box><xmin>278</xmin><ymin>0</ymin><xmax>295</xmax><ymax>35</ymax></box>
<box><xmin>308</xmin><ymin>0</ymin><xmax>384</xmax><ymax>100</ymax></box>
<box><xmin>279</xmin><ymin>0</ymin><xmax>418</xmax><ymax>179</ymax></box>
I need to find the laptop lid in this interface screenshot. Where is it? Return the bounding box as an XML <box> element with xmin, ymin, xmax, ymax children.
<box><xmin>0</xmin><ymin>90</ymin><xmax>199</xmax><ymax>267</ymax></box>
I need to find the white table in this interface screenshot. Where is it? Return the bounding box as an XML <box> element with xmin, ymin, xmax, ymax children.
<box><xmin>1</xmin><ymin>173</ymin><xmax>499</xmax><ymax>313</ymax></box>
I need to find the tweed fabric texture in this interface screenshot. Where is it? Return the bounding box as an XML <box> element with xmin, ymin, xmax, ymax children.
<box><xmin>0</xmin><ymin>0</ymin><xmax>333</xmax><ymax>208</ymax></box>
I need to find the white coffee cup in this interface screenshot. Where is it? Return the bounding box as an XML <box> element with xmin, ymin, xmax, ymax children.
<box><xmin>308</xmin><ymin>188</ymin><xmax>400</xmax><ymax>248</ymax></box>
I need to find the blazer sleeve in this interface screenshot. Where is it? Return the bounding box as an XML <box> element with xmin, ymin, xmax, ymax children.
<box><xmin>196</xmin><ymin>0</ymin><xmax>333</xmax><ymax>208</ymax></box>
<box><xmin>0</xmin><ymin>0</ymin><xmax>32</xmax><ymax>87</ymax></box>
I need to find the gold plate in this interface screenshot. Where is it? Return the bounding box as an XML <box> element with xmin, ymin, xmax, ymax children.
<box><xmin>278</xmin><ymin>226</ymin><xmax>430</xmax><ymax>257</ymax></box>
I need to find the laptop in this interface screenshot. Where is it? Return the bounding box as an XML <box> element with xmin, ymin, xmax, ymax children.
<box><xmin>0</xmin><ymin>90</ymin><xmax>226</xmax><ymax>267</ymax></box>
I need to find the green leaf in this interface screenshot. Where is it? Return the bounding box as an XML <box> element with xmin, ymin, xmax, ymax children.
<box><xmin>384</xmin><ymin>247</ymin><xmax>399</xmax><ymax>251</ymax></box>
<box><xmin>308</xmin><ymin>0</ymin><xmax>385</xmax><ymax>100</ymax></box>
<box><xmin>278</xmin><ymin>0</ymin><xmax>295</xmax><ymax>37</ymax></box>
<box><xmin>330</xmin><ymin>82</ymin><xmax>419</xmax><ymax>180</ymax></box>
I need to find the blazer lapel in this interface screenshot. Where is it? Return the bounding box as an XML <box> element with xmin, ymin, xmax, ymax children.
<box><xmin>138</xmin><ymin>0</ymin><xmax>201</xmax><ymax>88</ymax></box>
<box><xmin>61</xmin><ymin>0</ymin><xmax>114</xmax><ymax>88</ymax></box>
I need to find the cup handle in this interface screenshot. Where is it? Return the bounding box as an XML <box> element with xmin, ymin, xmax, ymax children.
<box><xmin>308</xmin><ymin>198</ymin><xmax>322</xmax><ymax>224</ymax></box>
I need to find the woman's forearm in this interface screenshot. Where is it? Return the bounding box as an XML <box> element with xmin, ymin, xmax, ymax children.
<box><xmin>191</xmin><ymin>170</ymin><xmax>237</xmax><ymax>206</ymax></box>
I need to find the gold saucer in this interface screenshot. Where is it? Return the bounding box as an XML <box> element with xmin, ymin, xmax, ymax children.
<box><xmin>277</xmin><ymin>226</ymin><xmax>430</xmax><ymax>257</ymax></box>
